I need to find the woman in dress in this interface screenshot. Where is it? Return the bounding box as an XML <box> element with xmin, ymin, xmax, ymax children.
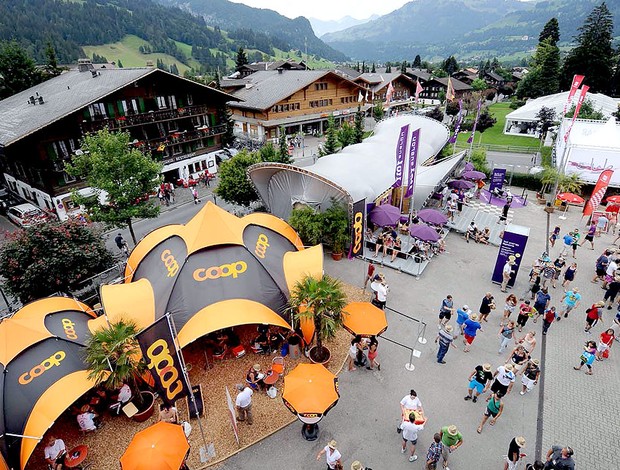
<box><xmin>367</xmin><ymin>336</ymin><xmax>381</xmax><ymax>370</ymax></box>
<box><xmin>501</xmin><ymin>294</ymin><xmax>517</xmax><ymax>326</ymax></box>
<box><xmin>562</xmin><ymin>262</ymin><xmax>577</xmax><ymax>288</ymax></box>
<box><xmin>517</xmin><ymin>330</ymin><xmax>537</xmax><ymax>355</ymax></box>
<box><xmin>574</xmin><ymin>340</ymin><xmax>597</xmax><ymax>375</ymax></box>
<box><xmin>506</xmin><ymin>345</ymin><xmax>530</xmax><ymax>373</ymax></box>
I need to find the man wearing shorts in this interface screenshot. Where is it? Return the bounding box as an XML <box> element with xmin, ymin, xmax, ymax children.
<box><xmin>462</xmin><ymin>313</ymin><xmax>483</xmax><ymax>352</ymax></box>
<box><xmin>455</xmin><ymin>305</ymin><xmax>471</xmax><ymax>336</ymax></box>
<box><xmin>490</xmin><ymin>364</ymin><xmax>515</xmax><ymax>396</ymax></box>
<box><xmin>400</xmin><ymin>412</ymin><xmax>425</xmax><ymax>462</ymax></box>
<box><xmin>592</xmin><ymin>250</ymin><xmax>610</xmax><ymax>283</ymax></box>
<box><xmin>438</xmin><ymin>295</ymin><xmax>454</xmax><ymax>326</ymax></box>
<box><xmin>477</xmin><ymin>391</ymin><xmax>504</xmax><ymax>433</ymax></box>
<box><xmin>439</xmin><ymin>425</ymin><xmax>463</xmax><ymax>469</ymax></box>
<box><xmin>520</xmin><ymin>359</ymin><xmax>540</xmax><ymax>395</ymax></box>
<box><xmin>464</xmin><ymin>363</ymin><xmax>493</xmax><ymax>403</ymax></box>
<box><xmin>559</xmin><ymin>288</ymin><xmax>581</xmax><ymax>319</ymax></box>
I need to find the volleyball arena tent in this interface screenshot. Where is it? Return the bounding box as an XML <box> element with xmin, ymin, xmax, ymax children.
<box><xmin>0</xmin><ymin>297</ymin><xmax>97</xmax><ymax>470</ymax></box>
<box><xmin>99</xmin><ymin>202</ymin><xmax>323</xmax><ymax>348</ymax></box>
<box><xmin>248</xmin><ymin>115</ymin><xmax>462</xmax><ymax>220</ymax></box>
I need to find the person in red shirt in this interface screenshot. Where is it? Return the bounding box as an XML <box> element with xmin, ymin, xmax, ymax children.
<box><xmin>542</xmin><ymin>306</ymin><xmax>556</xmax><ymax>335</ymax></box>
<box><xmin>596</xmin><ymin>328</ymin><xmax>615</xmax><ymax>360</ymax></box>
<box><xmin>363</xmin><ymin>262</ymin><xmax>375</xmax><ymax>291</ymax></box>
<box><xmin>584</xmin><ymin>301</ymin><xmax>604</xmax><ymax>333</ymax></box>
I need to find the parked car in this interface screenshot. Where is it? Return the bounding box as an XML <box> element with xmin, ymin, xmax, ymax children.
<box><xmin>6</xmin><ymin>203</ymin><xmax>48</xmax><ymax>227</ymax></box>
<box><xmin>0</xmin><ymin>188</ymin><xmax>25</xmax><ymax>214</ymax></box>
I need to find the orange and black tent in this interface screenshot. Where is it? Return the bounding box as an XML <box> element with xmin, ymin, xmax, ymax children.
<box><xmin>101</xmin><ymin>202</ymin><xmax>323</xmax><ymax>348</ymax></box>
<box><xmin>0</xmin><ymin>297</ymin><xmax>97</xmax><ymax>470</ymax></box>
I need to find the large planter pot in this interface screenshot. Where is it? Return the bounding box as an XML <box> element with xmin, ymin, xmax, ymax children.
<box><xmin>331</xmin><ymin>252</ymin><xmax>343</xmax><ymax>261</ymax></box>
<box><xmin>132</xmin><ymin>391</ymin><xmax>155</xmax><ymax>423</ymax></box>
<box><xmin>308</xmin><ymin>345</ymin><xmax>331</xmax><ymax>365</ymax></box>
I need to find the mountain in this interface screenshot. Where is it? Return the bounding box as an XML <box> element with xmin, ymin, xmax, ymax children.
<box><xmin>323</xmin><ymin>0</ymin><xmax>620</xmax><ymax>61</ymax></box>
<box><xmin>157</xmin><ymin>0</ymin><xmax>347</xmax><ymax>62</ymax></box>
<box><xmin>309</xmin><ymin>15</ymin><xmax>380</xmax><ymax>37</ymax></box>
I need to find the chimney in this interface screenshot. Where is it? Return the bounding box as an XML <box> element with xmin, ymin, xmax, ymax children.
<box><xmin>277</xmin><ymin>67</ymin><xmax>284</xmax><ymax>74</ymax></box>
<box><xmin>77</xmin><ymin>58</ymin><xmax>95</xmax><ymax>73</ymax></box>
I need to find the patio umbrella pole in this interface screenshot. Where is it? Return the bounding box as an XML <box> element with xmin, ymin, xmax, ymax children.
<box><xmin>167</xmin><ymin>313</ymin><xmax>211</xmax><ymax>460</ymax></box>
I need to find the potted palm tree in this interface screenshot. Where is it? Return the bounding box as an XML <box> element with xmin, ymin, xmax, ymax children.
<box><xmin>289</xmin><ymin>274</ymin><xmax>347</xmax><ymax>364</ymax></box>
<box><xmin>84</xmin><ymin>319</ymin><xmax>155</xmax><ymax>422</ymax></box>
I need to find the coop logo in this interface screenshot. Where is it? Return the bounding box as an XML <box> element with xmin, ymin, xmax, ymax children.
<box><xmin>352</xmin><ymin>211</ymin><xmax>363</xmax><ymax>254</ymax></box>
<box><xmin>146</xmin><ymin>339</ymin><xmax>184</xmax><ymax>401</ymax></box>
<box><xmin>193</xmin><ymin>261</ymin><xmax>247</xmax><ymax>281</ymax></box>
<box><xmin>62</xmin><ymin>318</ymin><xmax>78</xmax><ymax>340</ymax></box>
<box><xmin>161</xmin><ymin>249</ymin><xmax>180</xmax><ymax>278</ymax></box>
<box><xmin>19</xmin><ymin>351</ymin><xmax>66</xmax><ymax>385</ymax></box>
<box><xmin>254</xmin><ymin>234</ymin><xmax>270</xmax><ymax>259</ymax></box>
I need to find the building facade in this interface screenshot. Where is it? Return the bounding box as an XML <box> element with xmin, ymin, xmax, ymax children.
<box><xmin>0</xmin><ymin>61</ymin><xmax>234</xmax><ymax>220</ymax></box>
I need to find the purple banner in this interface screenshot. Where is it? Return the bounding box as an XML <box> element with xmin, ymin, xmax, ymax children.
<box><xmin>491</xmin><ymin>226</ymin><xmax>529</xmax><ymax>287</ymax></box>
<box><xmin>489</xmin><ymin>168</ymin><xmax>506</xmax><ymax>192</ymax></box>
<box><xmin>404</xmin><ymin>128</ymin><xmax>420</xmax><ymax>198</ymax></box>
<box><xmin>467</xmin><ymin>99</ymin><xmax>482</xmax><ymax>144</ymax></box>
<box><xmin>448</xmin><ymin>99</ymin><xmax>463</xmax><ymax>144</ymax></box>
<box><xmin>393</xmin><ymin>124</ymin><xmax>410</xmax><ymax>188</ymax></box>
<box><xmin>349</xmin><ymin>198</ymin><xmax>366</xmax><ymax>258</ymax></box>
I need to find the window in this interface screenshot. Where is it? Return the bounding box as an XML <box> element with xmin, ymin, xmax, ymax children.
<box><xmin>88</xmin><ymin>103</ymin><xmax>107</xmax><ymax>118</ymax></box>
<box><xmin>168</xmin><ymin>95</ymin><xmax>177</xmax><ymax>109</ymax></box>
<box><xmin>314</xmin><ymin>82</ymin><xmax>328</xmax><ymax>91</ymax></box>
<box><xmin>186</xmin><ymin>94</ymin><xmax>194</xmax><ymax>106</ymax></box>
<box><xmin>63</xmin><ymin>171</ymin><xmax>76</xmax><ymax>183</ymax></box>
<box><xmin>157</xmin><ymin>96</ymin><xmax>167</xmax><ymax>109</ymax></box>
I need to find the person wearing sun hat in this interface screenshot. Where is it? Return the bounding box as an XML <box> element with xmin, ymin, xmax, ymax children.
<box><xmin>520</xmin><ymin>359</ymin><xmax>541</xmax><ymax>395</ymax></box>
<box><xmin>505</xmin><ymin>436</ymin><xmax>526</xmax><ymax>470</ymax></box>
<box><xmin>316</xmin><ymin>440</ymin><xmax>342</xmax><ymax>469</ymax></box>
<box><xmin>490</xmin><ymin>363</ymin><xmax>516</xmax><ymax>397</ymax></box>
<box><xmin>350</xmin><ymin>461</ymin><xmax>370</xmax><ymax>470</ymax></box>
<box><xmin>464</xmin><ymin>363</ymin><xmax>494</xmax><ymax>403</ymax></box>
<box><xmin>439</xmin><ymin>425</ymin><xmax>463</xmax><ymax>469</ymax></box>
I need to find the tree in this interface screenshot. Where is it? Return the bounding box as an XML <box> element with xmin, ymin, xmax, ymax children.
<box><xmin>0</xmin><ymin>221</ymin><xmax>113</xmax><ymax>303</ymax></box>
<box><xmin>371</xmin><ymin>63</ymin><xmax>376</xmax><ymax>73</ymax></box>
<box><xmin>289</xmin><ymin>274</ymin><xmax>347</xmax><ymax>363</ymax></box>
<box><xmin>278</xmin><ymin>126</ymin><xmax>288</xmax><ymax>160</ymax></box>
<box><xmin>470</xmin><ymin>148</ymin><xmax>490</xmax><ymax>174</ymax></box>
<box><xmin>400</xmin><ymin>61</ymin><xmax>407</xmax><ymax>73</ymax></box>
<box><xmin>215</xmin><ymin>150</ymin><xmax>260</xmax><ymax>206</ymax></box>
<box><xmin>565</xmin><ymin>99</ymin><xmax>605</xmax><ymax>120</ymax></box>
<box><xmin>217</xmin><ymin>105</ymin><xmax>235</xmax><ymax>147</ymax></box>
<box><xmin>385</xmin><ymin>62</ymin><xmax>392</xmax><ymax>73</ymax></box>
<box><xmin>539</xmin><ymin>18</ymin><xmax>560</xmax><ymax>46</ymax></box>
<box><xmin>288</xmin><ymin>207</ymin><xmax>324</xmax><ymax>246</ymax></box>
<box><xmin>85</xmin><ymin>320</ymin><xmax>148</xmax><ymax>408</ymax></box>
<box><xmin>65</xmin><ymin>129</ymin><xmax>162</xmax><ymax>245</ymax></box>
<box><xmin>322</xmin><ymin>115</ymin><xmax>339</xmax><ymax>155</ymax></box>
<box><xmin>372</xmin><ymin>101</ymin><xmax>384</xmax><ymax>122</ymax></box>
<box><xmin>441</xmin><ymin>56</ymin><xmax>459</xmax><ymax>76</ymax></box>
<box><xmin>117</xmin><ymin>59</ymin><xmax>124</xmax><ymax>68</ymax></box>
<box><xmin>445</xmin><ymin>100</ymin><xmax>460</xmax><ymax>117</ymax></box>
<box><xmin>235</xmin><ymin>47</ymin><xmax>248</xmax><ymax>70</ymax></box>
<box><xmin>43</xmin><ymin>40</ymin><xmax>61</xmax><ymax>78</ymax></box>
<box><xmin>413</xmin><ymin>55</ymin><xmax>422</xmax><ymax>68</ymax></box>
<box><xmin>516</xmin><ymin>38</ymin><xmax>560</xmax><ymax>99</ymax></box>
<box><xmin>476</xmin><ymin>108</ymin><xmax>497</xmax><ymax>134</ymax></box>
<box><xmin>0</xmin><ymin>41</ymin><xmax>42</xmax><ymax>99</ymax></box>
<box><xmin>427</xmin><ymin>106</ymin><xmax>444</xmax><ymax>122</ymax></box>
<box><xmin>471</xmin><ymin>78</ymin><xmax>488</xmax><ymax>92</ymax></box>
<box><xmin>561</xmin><ymin>2</ymin><xmax>614</xmax><ymax>94</ymax></box>
<box><xmin>353</xmin><ymin>107</ymin><xmax>364</xmax><ymax>144</ymax></box>
<box><xmin>337</xmin><ymin>122</ymin><xmax>355</xmax><ymax>149</ymax></box>
<box><xmin>535</xmin><ymin>106</ymin><xmax>556</xmax><ymax>140</ymax></box>
<box><xmin>260</xmin><ymin>141</ymin><xmax>291</xmax><ymax>164</ymax></box>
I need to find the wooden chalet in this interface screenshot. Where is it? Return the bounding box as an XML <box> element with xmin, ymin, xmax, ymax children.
<box><xmin>236</xmin><ymin>59</ymin><xmax>308</xmax><ymax>78</ymax></box>
<box><xmin>417</xmin><ymin>77</ymin><xmax>472</xmax><ymax>101</ymax></box>
<box><xmin>354</xmin><ymin>72</ymin><xmax>418</xmax><ymax>111</ymax></box>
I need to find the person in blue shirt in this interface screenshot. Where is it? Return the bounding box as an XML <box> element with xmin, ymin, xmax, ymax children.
<box><xmin>463</xmin><ymin>313</ymin><xmax>483</xmax><ymax>352</ymax></box>
<box><xmin>455</xmin><ymin>305</ymin><xmax>471</xmax><ymax>336</ymax></box>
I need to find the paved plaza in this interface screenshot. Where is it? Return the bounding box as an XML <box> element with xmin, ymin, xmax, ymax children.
<box><xmin>212</xmin><ymin>191</ymin><xmax>617</xmax><ymax>469</ymax></box>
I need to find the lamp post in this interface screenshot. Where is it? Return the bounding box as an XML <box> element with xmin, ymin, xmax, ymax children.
<box><xmin>544</xmin><ymin>204</ymin><xmax>555</xmax><ymax>254</ymax></box>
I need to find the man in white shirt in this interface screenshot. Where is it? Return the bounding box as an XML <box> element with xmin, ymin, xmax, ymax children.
<box><xmin>501</xmin><ymin>260</ymin><xmax>515</xmax><ymax>292</ymax></box>
<box><xmin>400</xmin><ymin>412</ymin><xmax>425</xmax><ymax>462</ymax></box>
<box><xmin>76</xmin><ymin>405</ymin><xmax>99</xmax><ymax>432</ymax></box>
<box><xmin>490</xmin><ymin>364</ymin><xmax>516</xmax><ymax>397</ymax></box>
<box><xmin>235</xmin><ymin>384</ymin><xmax>253</xmax><ymax>425</ymax></box>
<box><xmin>44</xmin><ymin>435</ymin><xmax>66</xmax><ymax>470</ymax></box>
<box><xmin>397</xmin><ymin>389</ymin><xmax>424</xmax><ymax>433</ymax></box>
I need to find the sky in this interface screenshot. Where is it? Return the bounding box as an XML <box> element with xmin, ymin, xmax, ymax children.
<box><xmin>228</xmin><ymin>0</ymin><xmax>412</xmax><ymax>21</ymax></box>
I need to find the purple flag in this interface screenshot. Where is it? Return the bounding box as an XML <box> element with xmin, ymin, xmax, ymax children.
<box><xmin>393</xmin><ymin>124</ymin><xmax>410</xmax><ymax>188</ymax></box>
<box><xmin>448</xmin><ymin>100</ymin><xmax>463</xmax><ymax>144</ymax></box>
<box><xmin>467</xmin><ymin>99</ymin><xmax>482</xmax><ymax>144</ymax></box>
<box><xmin>404</xmin><ymin>128</ymin><xmax>420</xmax><ymax>198</ymax></box>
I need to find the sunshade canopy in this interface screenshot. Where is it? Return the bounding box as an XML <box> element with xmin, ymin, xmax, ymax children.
<box><xmin>417</xmin><ymin>209</ymin><xmax>448</xmax><ymax>225</ymax></box>
<box><xmin>447</xmin><ymin>179</ymin><xmax>474</xmax><ymax>190</ymax></box>
<box><xmin>557</xmin><ymin>192</ymin><xmax>584</xmax><ymax>204</ymax></box>
<box><xmin>0</xmin><ymin>297</ymin><xmax>97</xmax><ymax>470</ymax></box>
<box><xmin>282</xmin><ymin>364</ymin><xmax>339</xmax><ymax>424</ymax></box>
<box><xmin>120</xmin><ymin>422</ymin><xmax>189</xmax><ymax>470</ymax></box>
<box><xmin>409</xmin><ymin>223</ymin><xmax>441</xmax><ymax>242</ymax></box>
<box><xmin>461</xmin><ymin>170</ymin><xmax>486</xmax><ymax>180</ymax></box>
<box><xmin>101</xmin><ymin>202</ymin><xmax>323</xmax><ymax>348</ymax></box>
<box><xmin>342</xmin><ymin>302</ymin><xmax>388</xmax><ymax>337</ymax></box>
<box><xmin>369</xmin><ymin>204</ymin><xmax>401</xmax><ymax>227</ymax></box>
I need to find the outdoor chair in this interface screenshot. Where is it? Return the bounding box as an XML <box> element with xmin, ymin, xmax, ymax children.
<box><xmin>212</xmin><ymin>347</ymin><xmax>227</xmax><ymax>361</ymax></box>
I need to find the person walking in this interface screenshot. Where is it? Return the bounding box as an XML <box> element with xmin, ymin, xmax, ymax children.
<box><xmin>489</xmin><ymin>363</ymin><xmax>516</xmax><ymax>397</ymax></box>
<box><xmin>425</xmin><ymin>433</ymin><xmax>444</xmax><ymax>470</ymax></box>
<box><xmin>573</xmin><ymin>340</ymin><xmax>597</xmax><ymax>375</ymax></box>
<box><xmin>544</xmin><ymin>445</ymin><xmax>575</xmax><ymax>470</ymax></box>
<box><xmin>522</xmin><ymin>269</ymin><xmax>541</xmax><ymax>300</ymax></box>
<box><xmin>114</xmin><ymin>233</ymin><xmax>129</xmax><ymax>256</ymax></box>
<box><xmin>532</xmin><ymin>288</ymin><xmax>551</xmax><ymax>322</ymax></box>
<box><xmin>541</xmin><ymin>262</ymin><xmax>555</xmax><ymax>289</ymax></box>
<box><xmin>316</xmin><ymin>440</ymin><xmax>342</xmax><ymax>470</ymax></box>
<box><xmin>520</xmin><ymin>359</ymin><xmax>541</xmax><ymax>395</ymax></box>
<box><xmin>498</xmin><ymin>201</ymin><xmax>511</xmax><ymax>224</ymax></box>
<box><xmin>603</xmin><ymin>274</ymin><xmax>620</xmax><ymax>309</ymax></box>
<box><xmin>559</xmin><ymin>288</ymin><xmax>581</xmax><ymax>320</ymax></box>
<box><xmin>464</xmin><ymin>363</ymin><xmax>493</xmax><ymax>403</ymax></box>
<box><xmin>479</xmin><ymin>292</ymin><xmax>495</xmax><ymax>323</ymax></box>
<box><xmin>542</xmin><ymin>307</ymin><xmax>557</xmax><ymax>335</ymax></box>
<box><xmin>235</xmin><ymin>384</ymin><xmax>253</xmax><ymax>425</ymax></box>
<box><xmin>580</xmin><ymin>221</ymin><xmax>596</xmax><ymax>249</ymax></box>
<box><xmin>517</xmin><ymin>330</ymin><xmax>537</xmax><ymax>355</ymax></box>
<box><xmin>559</xmin><ymin>232</ymin><xmax>574</xmax><ymax>257</ymax></box>
<box><xmin>498</xmin><ymin>321</ymin><xmax>516</xmax><ymax>354</ymax></box>
<box><xmin>501</xmin><ymin>261</ymin><xmax>515</xmax><ymax>293</ymax></box>
<box><xmin>570</xmin><ymin>229</ymin><xmax>580</xmax><ymax>258</ymax></box>
<box><xmin>363</xmin><ymin>261</ymin><xmax>375</xmax><ymax>291</ymax></box>
<box><xmin>596</xmin><ymin>328</ymin><xmax>615</xmax><ymax>360</ymax></box>
<box><xmin>455</xmin><ymin>305</ymin><xmax>471</xmax><ymax>336</ymax></box>
<box><xmin>438</xmin><ymin>295</ymin><xmax>455</xmax><ymax>327</ymax></box>
<box><xmin>596</xmin><ymin>213</ymin><xmax>609</xmax><ymax>236</ymax></box>
<box><xmin>592</xmin><ymin>250</ymin><xmax>611</xmax><ymax>283</ymax></box>
<box><xmin>549</xmin><ymin>226</ymin><xmax>560</xmax><ymax>248</ymax></box>
<box><xmin>435</xmin><ymin>325</ymin><xmax>457</xmax><ymax>364</ymax></box>
<box><xmin>367</xmin><ymin>335</ymin><xmax>381</xmax><ymax>370</ymax></box>
<box><xmin>476</xmin><ymin>391</ymin><xmax>504</xmax><ymax>433</ymax></box>
<box><xmin>602</xmin><ymin>256</ymin><xmax>618</xmax><ymax>289</ymax></box>
<box><xmin>439</xmin><ymin>425</ymin><xmax>463</xmax><ymax>470</ymax></box>
<box><xmin>348</xmin><ymin>336</ymin><xmax>363</xmax><ymax>372</ymax></box>
<box><xmin>516</xmin><ymin>300</ymin><xmax>534</xmax><ymax>332</ymax></box>
<box><xmin>505</xmin><ymin>437</ymin><xmax>526</xmax><ymax>470</ymax></box>
<box><xmin>462</xmin><ymin>313</ymin><xmax>483</xmax><ymax>352</ymax></box>
<box><xmin>400</xmin><ymin>412</ymin><xmax>425</xmax><ymax>462</ymax></box>
<box><xmin>584</xmin><ymin>301</ymin><xmax>604</xmax><ymax>333</ymax></box>
<box><xmin>551</xmin><ymin>256</ymin><xmax>566</xmax><ymax>288</ymax></box>
<box><xmin>561</xmin><ymin>262</ymin><xmax>577</xmax><ymax>288</ymax></box>
<box><xmin>502</xmin><ymin>294</ymin><xmax>517</xmax><ymax>326</ymax></box>
<box><xmin>191</xmin><ymin>186</ymin><xmax>200</xmax><ymax>204</ymax></box>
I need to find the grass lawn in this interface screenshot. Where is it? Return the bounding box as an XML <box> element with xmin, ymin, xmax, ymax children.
<box><xmin>456</xmin><ymin>102</ymin><xmax>540</xmax><ymax>148</ymax></box>
<box><xmin>83</xmin><ymin>35</ymin><xmax>191</xmax><ymax>74</ymax></box>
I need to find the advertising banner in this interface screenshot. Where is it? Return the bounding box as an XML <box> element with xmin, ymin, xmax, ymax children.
<box><xmin>225</xmin><ymin>386</ymin><xmax>240</xmax><ymax>445</ymax></box>
<box><xmin>583</xmin><ymin>169</ymin><xmax>614</xmax><ymax>217</ymax></box>
<box><xmin>448</xmin><ymin>100</ymin><xmax>463</xmax><ymax>144</ymax></box>
<box><xmin>137</xmin><ymin>315</ymin><xmax>190</xmax><ymax>403</ymax></box>
<box><xmin>349</xmin><ymin>199</ymin><xmax>366</xmax><ymax>258</ymax></box>
<box><xmin>393</xmin><ymin>124</ymin><xmax>410</xmax><ymax>188</ymax></box>
<box><xmin>489</xmin><ymin>168</ymin><xmax>507</xmax><ymax>193</ymax></box>
<box><xmin>404</xmin><ymin>128</ymin><xmax>420</xmax><ymax>198</ymax></box>
<box><xmin>491</xmin><ymin>225</ymin><xmax>530</xmax><ymax>288</ymax></box>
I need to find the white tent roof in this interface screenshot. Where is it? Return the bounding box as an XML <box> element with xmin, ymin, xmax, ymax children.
<box><xmin>506</xmin><ymin>91</ymin><xmax>620</xmax><ymax>123</ymax></box>
<box><xmin>249</xmin><ymin>115</ymin><xmax>463</xmax><ymax>219</ymax></box>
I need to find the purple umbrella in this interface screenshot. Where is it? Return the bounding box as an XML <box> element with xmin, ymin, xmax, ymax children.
<box><xmin>447</xmin><ymin>179</ymin><xmax>475</xmax><ymax>190</ymax></box>
<box><xmin>369</xmin><ymin>204</ymin><xmax>401</xmax><ymax>227</ymax></box>
<box><xmin>463</xmin><ymin>162</ymin><xmax>475</xmax><ymax>172</ymax></box>
<box><xmin>462</xmin><ymin>170</ymin><xmax>486</xmax><ymax>180</ymax></box>
<box><xmin>417</xmin><ymin>209</ymin><xmax>448</xmax><ymax>225</ymax></box>
<box><xmin>409</xmin><ymin>223</ymin><xmax>440</xmax><ymax>242</ymax></box>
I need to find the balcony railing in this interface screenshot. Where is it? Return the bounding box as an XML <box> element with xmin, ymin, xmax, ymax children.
<box><xmin>82</xmin><ymin>104</ymin><xmax>216</xmax><ymax>133</ymax></box>
<box><xmin>136</xmin><ymin>124</ymin><xmax>227</xmax><ymax>154</ymax></box>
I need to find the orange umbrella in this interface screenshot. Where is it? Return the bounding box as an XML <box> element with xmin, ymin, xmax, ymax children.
<box><xmin>282</xmin><ymin>364</ymin><xmax>339</xmax><ymax>424</ymax></box>
<box><xmin>120</xmin><ymin>422</ymin><xmax>189</xmax><ymax>470</ymax></box>
<box><xmin>342</xmin><ymin>302</ymin><xmax>388</xmax><ymax>337</ymax></box>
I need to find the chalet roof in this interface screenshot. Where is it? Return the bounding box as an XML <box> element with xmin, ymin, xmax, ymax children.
<box><xmin>220</xmin><ymin>78</ymin><xmax>251</xmax><ymax>89</ymax></box>
<box><xmin>242</xmin><ymin>60</ymin><xmax>307</xmax><ymax>72</ymax></box>
<box><xmin>0</xmin><ymin>67</ymin><xmax>236</xmax><ymax>147</ymax></box>
<box><xmin>405</xmin><ymin>68</ymin><xmax>432</xmax><ymax>82</ymax></box>
<box><xmin>434</xmin><ymin>77</ymin><xmax>472</xmax><ymax>92</ymax></box>
<box><xmin>453</xmin><ymin>70</ymin><xmax>477</xmax><ymax>80</ymax></box>
<box><xmin>356</xmin><ymin>72</ymin><xmax>415</xmax><ymax>92</ymax></box>
<box><xmin>333</xmin><ymin>66</ymin><xmax>362</xmax><ymax>80</ymax></box>
<box><xmin>484</xmin><ymin>70</ymin><xmax>505</xmax><ymax>82</ymax></box>
<box><xmin>228</xmin><ymin>70</ymin><xmax>362</xmax><ymax>111</ymax></box>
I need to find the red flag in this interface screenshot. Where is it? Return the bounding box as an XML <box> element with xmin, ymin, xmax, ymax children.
<box><xmin>563</xmin><ymin>85</ymin><xmax>589</xmax><ymax>142</ymax></box>
<box><xmin>446</xmin><ymin>78</ymin><xmax>455</xmax><ymax>101</ymax></box>
<box><xmin>583</xmin><ymin>169</ymin><xmax>614</xmax><ymax>217</ymax></box>
<box><xmin>385</xmin><ymin>81</ymin><xmax>395</xmax><ymax>103</ymax></box>
<box><xmin>562</xmin><ymin>74</ymin><xmax>585</xmax><ymax>117</ymax></box>
<box><xmin>415</xmin><ymin>81</ymin><xmax>424</xmax><ymax>104</ymax></box>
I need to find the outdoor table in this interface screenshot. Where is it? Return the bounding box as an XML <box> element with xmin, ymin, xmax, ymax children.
<box><xmin>263</xmin><ymin>370</ymin><xmax>279</xmax><ymax>385</ymax></box>
<box><xmin>401</xmin><ymin>408</ymin><xmax>427</xmax><ymax>426</ymax></box>
<box><xmin>64</xmin><ymin>444</ymin><xmax>88</xmax><ymax>468</ymax></box>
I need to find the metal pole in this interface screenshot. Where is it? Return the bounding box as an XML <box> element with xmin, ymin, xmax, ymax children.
<box><xmin>545</xmin><ymin>210</ymin><xmax>550</xmax><ymax>254</ymax></box>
